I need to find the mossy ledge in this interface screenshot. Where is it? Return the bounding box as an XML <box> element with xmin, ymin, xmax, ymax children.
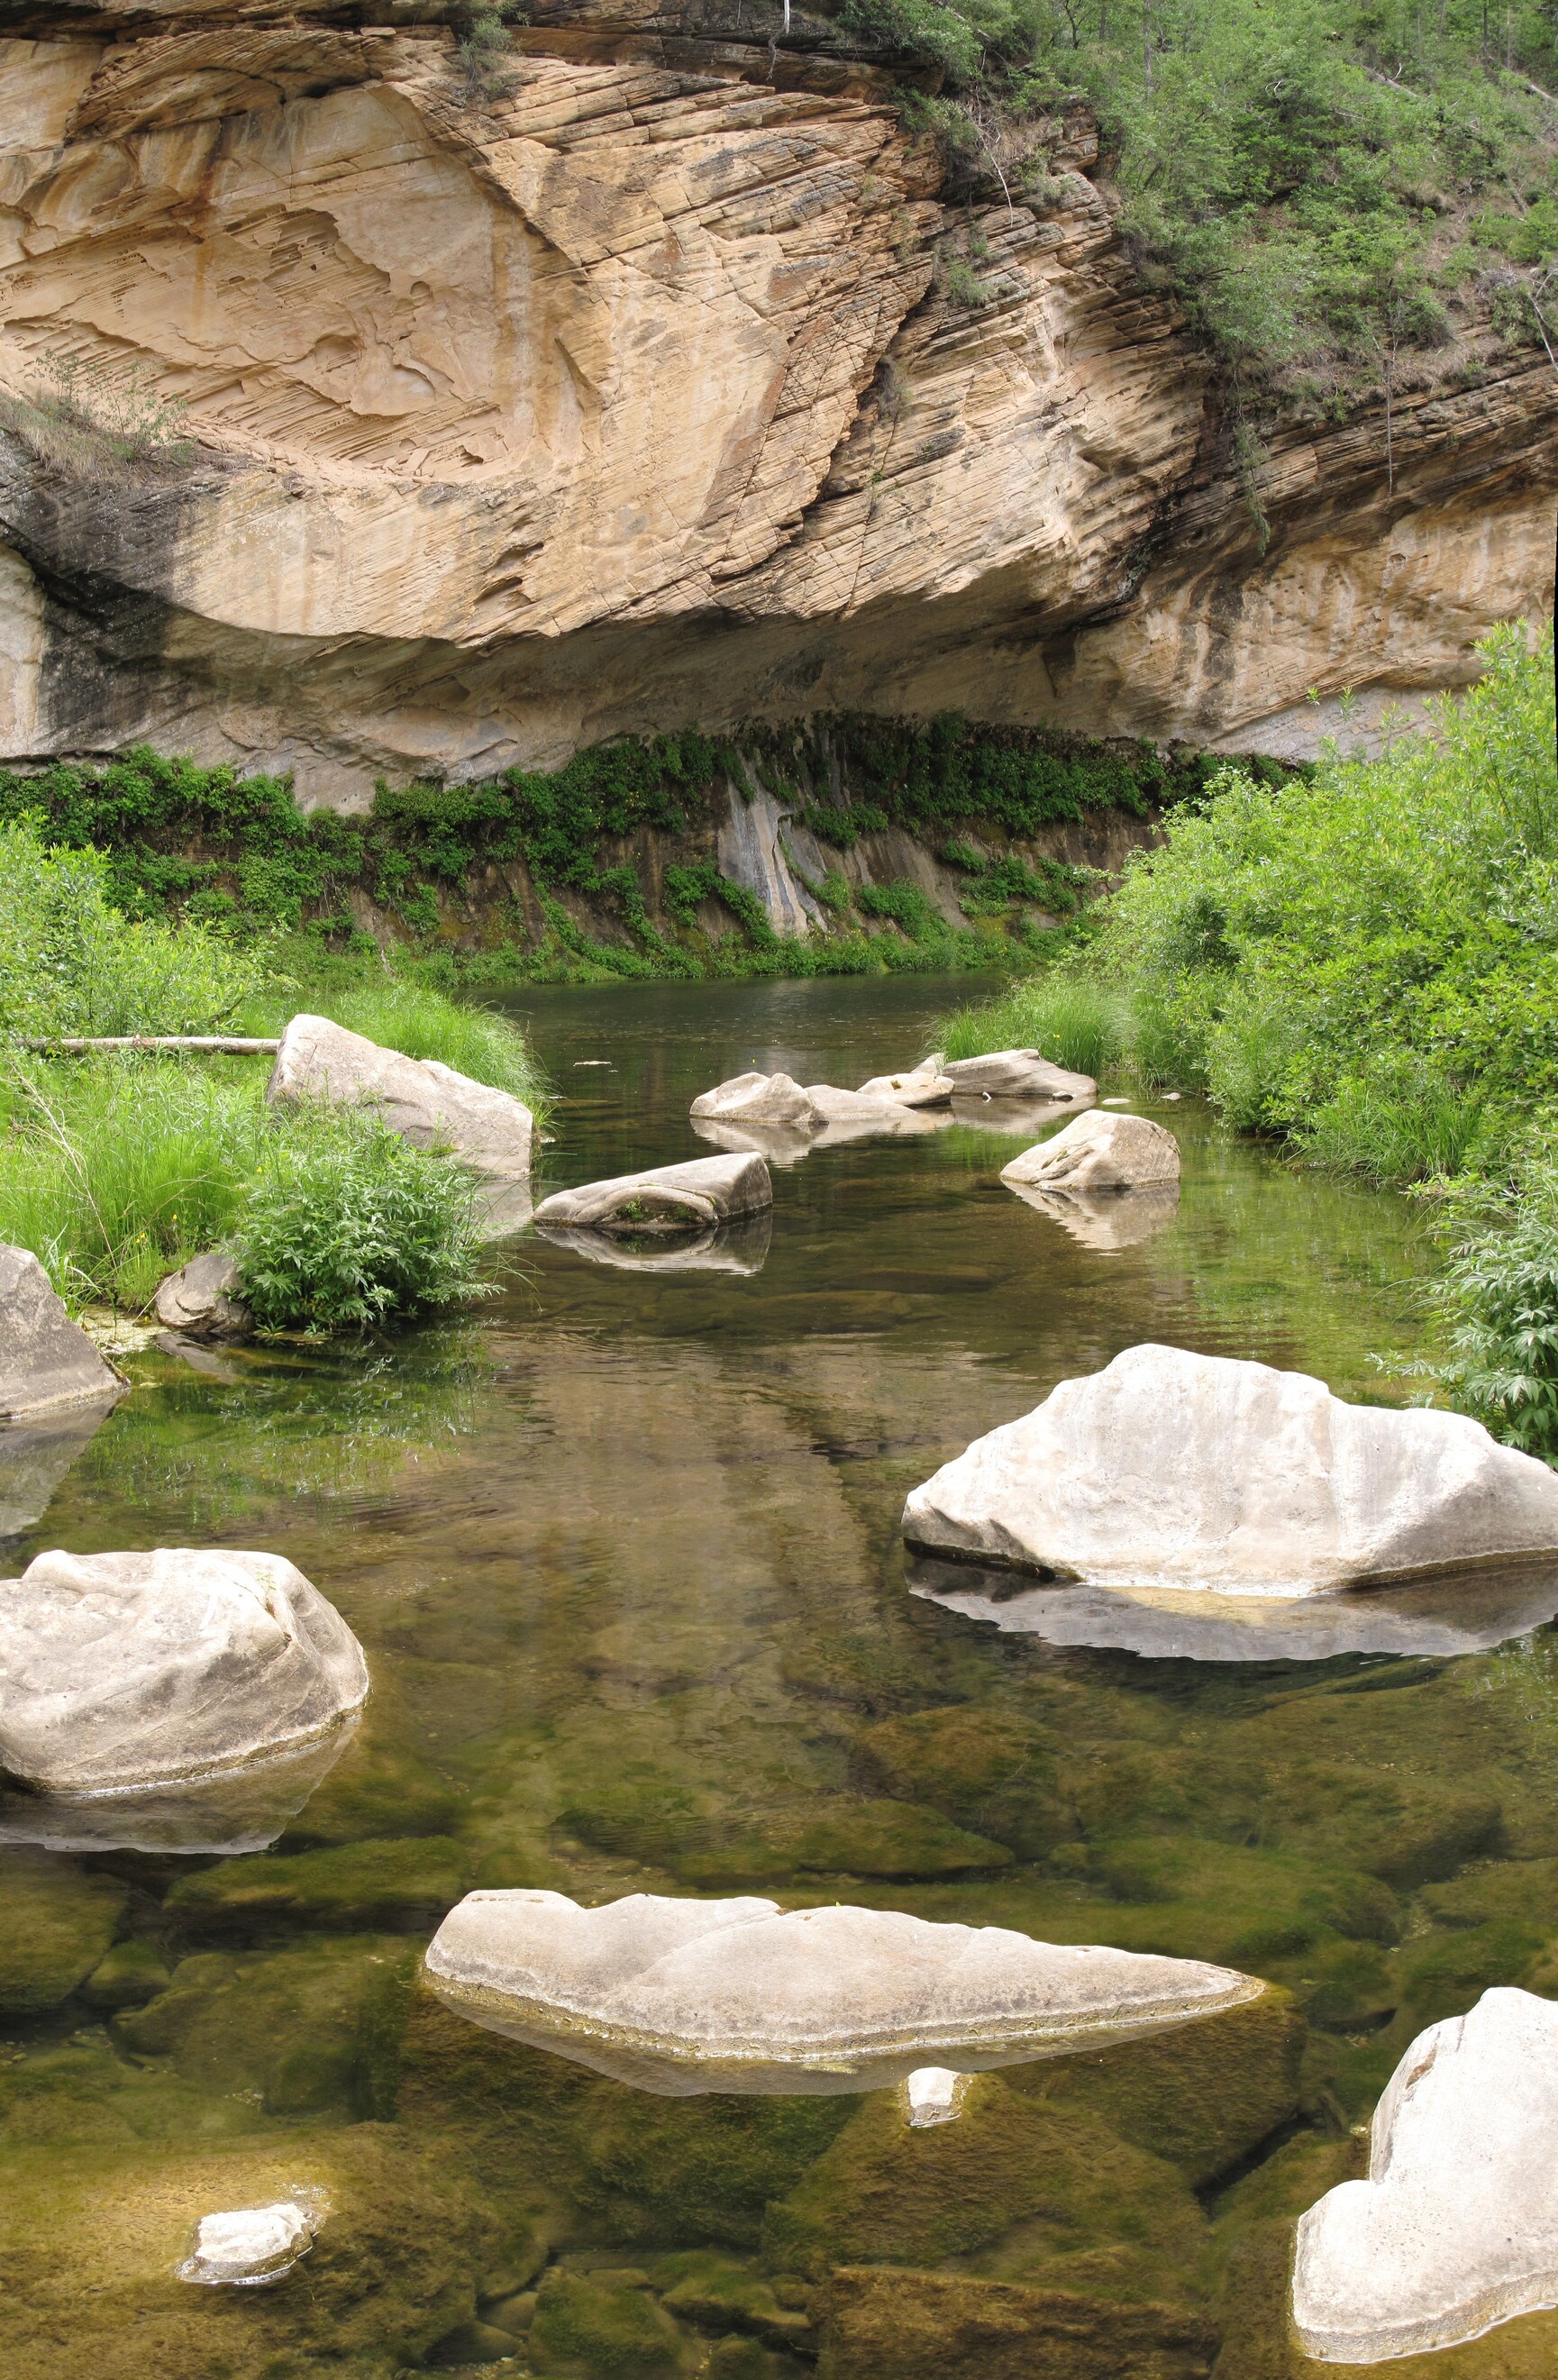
<box><xmin>0</xmin><ymin>716</ymin><xmax>1286</xmax><ymax>987</ymax></box>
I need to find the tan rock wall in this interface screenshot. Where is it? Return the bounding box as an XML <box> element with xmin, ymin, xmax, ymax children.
<box><xmin>0</xmin><ymin>10</ymin><xmax>1553</xmax><ymax>804</ymax></box>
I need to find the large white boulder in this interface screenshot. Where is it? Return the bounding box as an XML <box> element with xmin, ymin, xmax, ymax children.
<box><xmin>424</xmin><ymin>1887</ymin><xmax>1261</xmax><ymax>2095</ymax></box>
<box><xmin>1293</xmin><ymin>1988</ymin><xmax>1558</xmax><ymax>2362</ymax></box>
<box><xmin>858</xmin><ymin>1060</ymin><xmax>954</xmax><ymax>1108</ymax></box>
<box><xmin>690</xmin><ymin>1071</ymin><xmax>820</xmax><ymax>1129</ymax></box>
<box><xmin>267</xmin><ymin>1014</ymin><xmax>533</xmax><ymax>1178</ymax></box>
<box><xmin>532</xmin><ymin>1154</ymin><xmax>771</xmax><ymax>1235</ymax></box>
<box><xmin>902</xmin><ymin>1344</ymin><xmax>1558</xmax><ymax>1596</ymax></box>
<box><xmin>0</xmin><ymin>1548</ymin><xmax>369</xmax><ymax>1795</ymax></box>
<box><xmin>1001</xmin><ymin>1109</ymin><xmax>1180</xmax><ymax>1193</ymax></box>
<box><xmin>943</xmin><ymin>1049</ymin><xmax>1097</xmax><ymax>1102</ymax></box>
<box><xmin>0</xmin><ymin>1245</ymin><xmax>124</xmax><ymax>1422</ymax></box>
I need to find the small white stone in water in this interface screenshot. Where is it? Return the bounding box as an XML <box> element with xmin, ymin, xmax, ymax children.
<box><xmin>1101</xmin><ymin>1097</ymin><xmax>1134</xmax><ymax>1106</ymax></box>
<box><xmin>178</xmin><ymin>2201</ymin><xmax>315</xmax><ymax>2287</ymax></box>
<box><xmin>905</xmin><ymin>2065</ymin><xmax>967</xmax><ymax>2126</ymax></box>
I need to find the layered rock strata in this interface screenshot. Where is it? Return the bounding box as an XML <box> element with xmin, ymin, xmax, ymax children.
<box><xmin>1</xmin><ymin>8</ymin><xmax>1552</xmax><ymax>799</ymax></box>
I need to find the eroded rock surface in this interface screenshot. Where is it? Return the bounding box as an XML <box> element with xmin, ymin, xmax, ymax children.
<box><xmin>1293</xmin><ymin>1987</ymin><xmax>1558</xmax><ymax>2362</ymax></box>
<box><xmin>152</xmin><ymin>1252</ymin><xmax>252</xmax><ymax>1342</ymax></box>
<box><xmin>532</xmin><ymin>1154</ymin><xmax>771</xmax><ymax>1234</ymax></box>
<box><xmin>267</xmin><ymin>1016</ymin><xmax>533</xmax><ymax>1177</ymax></box>
<box><xmin>691</xmin><ymin>1073</ymin><xmax>821</xmax><ymax>1130</ymax></box>
<box><xmin>0</xmin><ymin>1547</ymin><xmax>369</xmax><ymax>1794</ymax></box>
<box><xmin>859</xmin><ymin>1062</ymin><xmax>954</xmax><ymax>1108</ymax></box>
<box><xmin>0</xmin><ymin>1245</ymin><xmax>125</xmax><ymax>1421</ymax></box>
<box><xmin>423</xmin><ymin>1886</ymin><xmax>1260</xmax><ymax>2093</ymax></box>
<box><xmin>1002</xmin><ymin>1109</ymin><xmax>1180</xmax><ymax>1192</ymax></box>
<box><xmin>902</xmin><ymin>1344</ymin><xmax>1558</xmax><ymax>1594</ymax></box>
<box><xmin>943</xmin><ymin>1052</ymin><xmax>1098</xmax><ymax>1103</ymax></box>
<box><xmin>1</xmin><ymin>21</ymin><xmax>1551</xmax><ymax>795</ymax></box>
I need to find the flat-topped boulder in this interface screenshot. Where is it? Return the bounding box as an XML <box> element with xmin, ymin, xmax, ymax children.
<box><xmin>943</xmin><ymin>1049</ymin><xmax>1097</xmax><ymax>1102</ymax></box>
<box><xmin>532</xmin><ymin>1154</ymin><xmax>771</xmax><ymax>1236</ymax></box>
<box><xmin>1293</xmin><ymin>1988</ymin><xmax>1558</xmax><ymax>2362</ymax></box>
<box><xmin>1002</xmin><ymin>1109</ymin><xmax>1180</xmax><ymax>1193</ymax></box>
<box><xmin>0</xmin><ymin>1547</ymin><xmax>369</xmax><ymax>1796</ymax></box>
<box><xmin>424</xmin><ymin>1887</ymin><xmax>1261</xmax><ymax>2095</ymax></box>
<box><xmin>152</xmin><ymin>1251</ymin><xmax>252</xmax><ymax>1342</ymax></box>
<box><xmin>902</xmin><ymin>1343</ymin><xmax>1558</xmax><ymax>1596</ymax></box>
<box><xmin>690</xmin><ymin>1071</ymin><xmax>820</xmax><ymax>1129</ymax></box>
<box><xmin>858</xmin><ymin>1060</ymin><xmax>954</xmax><ymax>1108</ymax></box>
<box><xmin>0</xmin><ymin>1245</ymin><xmax>124</xmax><ymax>1422</ymax></box>
<box><xmin>268</xmin><ymin>1014</ymin><xmax>533</xmax><ymax>1178</ymax></box>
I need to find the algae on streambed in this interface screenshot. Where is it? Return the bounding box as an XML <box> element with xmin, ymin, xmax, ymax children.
<box><xmin>2</xmin><ymin>973</ymin><xmax>1554</xmax><ymax>2377</ymax></box>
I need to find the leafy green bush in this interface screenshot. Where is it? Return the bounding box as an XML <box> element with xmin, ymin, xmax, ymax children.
<box><xmin>1089</xmin><ymin>624</ymin><xmax>1555</xmax><ymax>1180</ymax></box>
<box><xmin>1439</xmin><ymin>1163</ymin><xmax>1558</xmax><ymax>1460</ymax></box>
<box><xmin>855</xmin><ymin>880</ymin><xmax>946</xmax><ymax>939</ymax></box>
<box><xmin>0</xmin><ymin>816</ymin><xmax>264</xmax><ymax>1040</ymax></box>
<box><xmin>233</xmin><ymin>1111</ymin><xmax>491</xmax><ymax>1333</ymax></box>
<box><xmin>939</xmin><ymin>971</ymin><xmax>1129</xmax><ymax>1077</ymax></box>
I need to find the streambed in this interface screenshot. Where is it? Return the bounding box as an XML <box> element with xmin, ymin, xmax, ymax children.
<box><xmin>3</xmin><ymin>973</ymin><xmax>1556</xmax><ymax>2380</ymax></box>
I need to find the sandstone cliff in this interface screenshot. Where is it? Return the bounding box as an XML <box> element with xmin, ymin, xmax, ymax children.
<box><xmin>0</xmin><ymin>0</ymin><xmax>1553</xmax><ymax>807</ymax></box>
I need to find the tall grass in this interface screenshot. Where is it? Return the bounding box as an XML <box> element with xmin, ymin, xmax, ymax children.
<box><xmin>243</xmin><ymin>976</ymin><xmax>546</xmax><ymax>1112</ymax></box>
<box><xmin>937</xmin><ymin>973</ymin><xmax>1129</xmax><ymax>1080</ymax></box>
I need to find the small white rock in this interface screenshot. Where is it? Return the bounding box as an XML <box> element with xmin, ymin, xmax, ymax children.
<box><xmin>178</xmin><ymin>2200</ymin><xmax>316</xmax><ymax>2287</ymax></box>
<box><xmin>905</xmin><ymin>2065</ymin><xmax>969</xmax><ymax>2126</ymax></box>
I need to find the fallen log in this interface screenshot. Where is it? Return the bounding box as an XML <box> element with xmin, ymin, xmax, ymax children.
<box><xmin>16</xmin><ymin>1035</ymin><xmax>283</xmax><ymax>1055</ymax></box>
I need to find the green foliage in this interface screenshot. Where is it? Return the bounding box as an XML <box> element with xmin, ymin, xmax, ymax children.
<box><xmin>844</xmin><ymin>0</ymin><xmax>1558</xmax><ymax>386</ymax></box>
<box><xmin>939</xmin><ymin>970</ymin><xmax>1130</xmax><ymax>1076</ymax></box>
<box><xmin>0</xmin><ymin>349</ymin><xmax>194</xmax><ymax>480</ymax></box>
<box><xmin>1089</xmin><ymin>624</ymin><xmax>1556</xmax><ymax>1180</ymax></box>
<box><xmin>233</xmin><ymin>1109</ymin><xmax>492</xmax><ymax>1334</ymax></box>
<box><xmin>854</xmin><ymin>880</ymin><xmax>945</xmax><ymax>938</ymax></box>
<box><xmin>1438</xmin><ymin>1161</ymin><xmax>1558</xmax><ymax>1459</ymax></box>
<box><xmin>452</xmin><ymin>0</ymin><xmax>524</xmax><ymax>105</ymax></box>
<box><xmin>0</xmin><ymin>1055</ymin><xmax>268</xmax><ymax>1309</ymax></box>
<box><xmin>248</xmin><ymin>978</ymin><xmax>547</xmax><ymax>1110</ymax></box>
<box><xmin>0</xmin><ymin>815</ymin><xmax>266</xmax><ymax>1040</ymax></box>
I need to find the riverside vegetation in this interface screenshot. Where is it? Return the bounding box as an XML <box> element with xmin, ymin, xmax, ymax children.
<box><xmin>938</xmin><ymin>624</ymin><xmax>1558</xmax><ymax>1455</ymax></box>
<box><xmin>0</xmin><ymin>817</ymin><xmax>545</xmax><ymax>1328</ymax></box>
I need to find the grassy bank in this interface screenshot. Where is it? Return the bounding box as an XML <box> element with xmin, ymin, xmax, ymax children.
<box><xmin>937</xmin><ymin>623</ymin><xmax>1558</xmax><ymax>1452</ymax></box>
<box><xmin>0</xmin><ymin>816</ymin><xmax>542</xmax><ymax>1327</ymax></box>
<box><xmin>0</xmin><ymin>716</ymin><xmax>1227</xmax><ymax>986</ymax></box>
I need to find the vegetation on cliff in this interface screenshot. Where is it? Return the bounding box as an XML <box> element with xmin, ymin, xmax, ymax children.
<box><xmin>846</xmin><ymin>0</ymin><xmax>1558</xmax><ymax>396</ymax></box>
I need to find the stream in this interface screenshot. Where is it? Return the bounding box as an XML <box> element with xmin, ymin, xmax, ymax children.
<box><xmin>5</xmin><ymin>972</ymin><xmax>1557</xmax><ymax>2380</ymax></box>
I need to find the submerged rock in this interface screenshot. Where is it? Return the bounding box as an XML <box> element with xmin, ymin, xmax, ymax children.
<box><xmin>1001</xmin><ymin>1108</ymin><xmax>1180</xmax><ymax>1192</ymax></box>
<box><xmin>533</xmin><ymin>1154</ymin><xmax>772</xmax><ymax>1236</ymax></box>
<box><xmin>1292</xmin><ymin>1987</ymin><xmax>1558</xmax><ymax>2362</ymax></box>
<box><xmin>816</xmin><ymin>2265</ymin><xmax>1216</xmax><ymax>2380</ymax></box>
<box><xmin>152</xmin><ymin>1252</ymin><xmax>252</xmax><ymax>1342</ymax></box>
<box><xmin>268</xmin><ymin>1013</ymin><xmax>533</xmax><ymax>1177</ymax></box>
<box><xmin>942</xmin><ymin>1049</ymin><xmax>1097</xmax><ymax>1102</ymax></box>
<box><xmin>0</xmin><ymin>1848</ymin><xmax>125</xmax><ymax>2017</ymax></box>
<box><xmin>178</xmin><ymin>2200</ymin><xmax>317</xmax><ymax>2288</ymax></box>
<box><xmin>535</xmin><ymin>1212</ymin><xmax>771</xmax><ymax>1275</ymax></box>
<box><xmin>908</xmin><ymin>1551</ymin><xmax>1558</xmax><ymax>1662</ymax></box>
<box><xmin>0</xmin><ymin>1547</ymin><xmax>369</xmax><ymax>1795</ymax></box>
<box><xmin>0</xmin><ymin>1724</ymin><xmax>359</xmax><ymax>1856</ymax></box>
<box><xmin>0</xmin><ymin>1245</ymin><xmax>125</xmax><ymax>1422</ymax></box>
<box><xmin>905</xmin><ymin>2065</ymin><xmax>968</xmax><ymax>2126</ymax></box>
<box><xmin>690</xmin><ymin>1072</ymin><xmax>820</xmax><ymax>1129</ymax></box>
<box><xmin>902</xmin><ymin>1343</ymin><xmax>1558</xmax><ymax>1595</ymax></box>
<box><xmin>423</xmin><ymin>1888</ymin><xmax>1260</xmax><ymax>2095</ymax></box>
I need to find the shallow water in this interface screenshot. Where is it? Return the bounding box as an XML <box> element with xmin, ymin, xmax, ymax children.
<box><xmin>5</xmin><ymin>974</ymin><xmax>1558</xmax><ymax>2380</ymax></box>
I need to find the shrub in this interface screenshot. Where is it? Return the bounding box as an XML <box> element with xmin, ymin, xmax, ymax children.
<box><xmin>233</xmin><ymin>1111</ymin><xmax>492</xmax><ymax>1333</ymax></box>
<box><xmin>0</xmin><ymin>816</ymin><xmax>265</xmax><ymax>1041</ymax></box>
<box><xmin>1439</xmin><ymin>1163</ymin><xmax>1558</xmax><ymax>1462</ymax></box>
<box><xmin>1</xmin><ymin>350</ymin><xmax>194</xmax><ymax>480</ymax></box>
<box><xmin>939</xmin><ymin>971</ymin><xmax>1129</xmax><ymax>1078</ymax></box>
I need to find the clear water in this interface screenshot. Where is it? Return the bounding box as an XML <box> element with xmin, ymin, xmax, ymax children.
<box><xmin>5</xmin><ymin>974</ymin><xmax>1557</xmax><ymax>2380</ymax></box>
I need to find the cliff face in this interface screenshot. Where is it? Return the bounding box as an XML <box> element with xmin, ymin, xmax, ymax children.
<box><xmin>1</xmin><ymin>3</ymin><xmax>1554</xmax><ymax>806</ymax></box>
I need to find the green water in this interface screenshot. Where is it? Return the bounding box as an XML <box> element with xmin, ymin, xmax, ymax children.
<box><xmin>4</xmin><ymin>973</ymin><xmax>1557</xmax><ymax>2380</ymax></box>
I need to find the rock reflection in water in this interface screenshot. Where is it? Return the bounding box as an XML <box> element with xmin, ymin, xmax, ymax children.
<box><xmin>907</xmin><ymin>1551</ymin><xmax>1558</xmax><ymax>1661</ymax></box>
<box><xmin>534</xmin><ymin>1211</ymin><xmax>771</xmax><ymax>1275</ymax></box>
<box><xmin>1005</xmin><ymin>1181</ymin><xmax>1181</xmax><ymax>1249</ymax></box>
<box><xmin>0</xmin><ymin>1394</ymin><xmax>122</xmax><ymax>1540</ymax></box>
<box><xmin>0</xmin><ymin>1721</ymin><xmax>359</xmax><ymax>1855</ymax></box>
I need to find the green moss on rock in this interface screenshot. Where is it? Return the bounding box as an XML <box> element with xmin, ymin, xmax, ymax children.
<box><xmin>815</xmin><ymin>2266</ymin><xmax>1217</xmax><ymax>2380</ymax></box>
<box><xmin>163</xmin><ymin>1836</ymin><xmax>470</xmax><ymax>1937</ymax></box>
<box><xmin>80</xmin><ymin>1940</ymin><xmax>171</xmax><ymax>2012</ymax></box>
<box><xmin>530</xmin><ymin>2266</ymin><xmax>690</xmax><ymax>2377</ymax></box>
<box><xmin>653</xmin><ymin>2249</ymin><xmax>815</xmax><ymax>2347</ymax></box>
<box><xmin>761</xmin><ymin>2075</ymin><xmax>1207</xmax><ymax>2299</ymax></box>
<box><xmin>0</xmin><ymin>1853</ymin><xmax>125</xmax><ymax>2018</ymax></box>
<box><xmin>854</xmin><ymin>1707</ymin><xmax>1078</xmax><ymax>1862</ymax></box>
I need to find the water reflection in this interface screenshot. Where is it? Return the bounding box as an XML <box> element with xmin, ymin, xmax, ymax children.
<box><xmin>0</xmin><ymin>1725</ymin><xmax>359</xmax><ymax>1856</ymax></box>
<box><xmin>535</xmin><ymin>1212</ymin><xmax>772</xmax><ymax>1275</ymax></box>
<box><xmin>1005</xmin><ymin>1181</ymin><xmax>1182</xmax><ymax>1250</ymax></box>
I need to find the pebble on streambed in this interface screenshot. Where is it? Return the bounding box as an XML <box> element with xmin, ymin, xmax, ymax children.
<box><xmin>177</xmin><ymin>2198</ymin><xmax>320</xmax><ymax>2288</ymax></box>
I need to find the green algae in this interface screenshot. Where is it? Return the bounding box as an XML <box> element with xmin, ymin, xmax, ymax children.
<box><xmin>0</xmin><ymin>1855</ymin><xmax>125</xmax><ymax>2018</ymax></box>
<box><xmin>531</xmin><ymin>2266</ymin><xmax>691</xmax><ymax>2377</ymax></box>
<box><xmin>815</xmin><ymin>2266</ymin><xmax>1218</xmax><ymax>2380</ymax></box>
<box><xmin>163</xmin><ymin>1837</ymin><xmax>470</xmax><ymax>1938</ymax></box>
